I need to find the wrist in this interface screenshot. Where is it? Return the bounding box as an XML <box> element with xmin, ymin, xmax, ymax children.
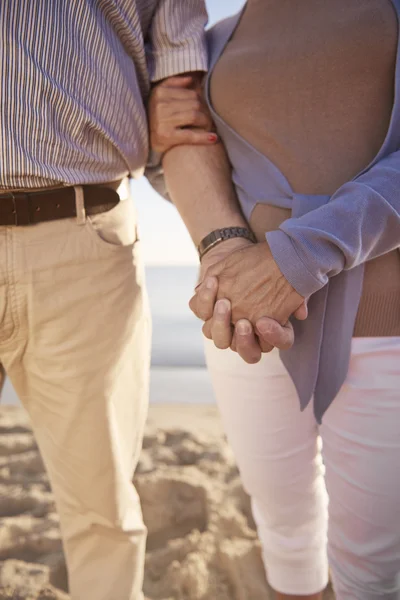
<box><xmin>198</xmin><ymin>226</ymin><xmax>257</xmax><ymax>261</ymax></box>
<box><xmin>200</xmin><ymin>237</ymin><xmax>253</xmax><ymax>266</ymax></box>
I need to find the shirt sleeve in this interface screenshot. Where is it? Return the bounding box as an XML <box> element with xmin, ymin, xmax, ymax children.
<box><xmin>147</xmin><ymin>0</ymin><xmax>208</xmax><ymax>82</ymax></box>
<box><xmin>266</xmin><ymin>150</ymin><xmax>400</xmax><ymax>298</ymax></box>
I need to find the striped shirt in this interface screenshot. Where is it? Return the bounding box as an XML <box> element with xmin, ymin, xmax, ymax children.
<box><xmin>0</xmin><ymin>1</ymin><xmax>208</xmax><ymax>189</ymax></box>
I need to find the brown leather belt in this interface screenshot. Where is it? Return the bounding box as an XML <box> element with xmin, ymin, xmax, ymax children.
<box><xmin>0</xmin><ymin>185</ymin><xmax>120</xmax><ymax>226</ymax></box>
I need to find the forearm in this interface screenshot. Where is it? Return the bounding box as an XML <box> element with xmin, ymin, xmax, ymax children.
<box><xmin>162</xmin><ymin>143</ymin><xmax>248</xmax><ymax>246</ymax></box>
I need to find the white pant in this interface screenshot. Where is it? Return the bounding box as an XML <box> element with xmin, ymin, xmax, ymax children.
<box><xmin>205</xmin><ymin>337</ymin><xmax>400</xmax><ymax>599</ymax></box>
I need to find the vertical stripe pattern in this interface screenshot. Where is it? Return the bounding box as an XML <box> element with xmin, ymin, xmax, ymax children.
<box><xmin>0</xmin><ymin>0</ymin><xmax>208</xmax><ymax>189</ymax></box>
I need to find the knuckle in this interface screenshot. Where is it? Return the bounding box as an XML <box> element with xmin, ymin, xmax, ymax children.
<box><xmin>198</xmin><ymin>287</ymin><xmax>212</xmax><ymax>303</ymax></box>
<box><xmin>197</xmin><ymin>306</ymin><xmax>212</xmax><ymax>321</ymax></box>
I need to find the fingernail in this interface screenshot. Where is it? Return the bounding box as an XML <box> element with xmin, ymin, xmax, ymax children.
<box><xmin>208</xmin><ymin>133</ymin><xmax>218</xmax><ymax>142</ymax></box>
<box><xmin>237</xmin><ymin>321</ymin><xmax>251</xmax><ymax>335</ymax></box>
<box><xmin>205</xmin><ymin>278</ymin><xmax>215</xmax><ymax>290</ymax></box>
<box><xmin>216</xmin><ymin>299</ymin><xmax>228</xmax><ymax>316</ymax></box>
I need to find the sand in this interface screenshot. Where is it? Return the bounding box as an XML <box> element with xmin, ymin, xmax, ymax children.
<box><xmin>0</xmin><ymin>404</ymin><xmax>334</xmax><ymax>600</ymax></box>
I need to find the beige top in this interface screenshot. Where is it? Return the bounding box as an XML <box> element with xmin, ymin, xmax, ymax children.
<box><xmin>211</xmin><ymin>0</ymin><xmax>400</xmax><ymax>336</ymax></box>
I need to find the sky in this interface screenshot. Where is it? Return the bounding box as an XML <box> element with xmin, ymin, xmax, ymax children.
<box><xmin>135</xmin><ymin>0</ymin><xmax>246</xmax><ymax>266</ymax></box>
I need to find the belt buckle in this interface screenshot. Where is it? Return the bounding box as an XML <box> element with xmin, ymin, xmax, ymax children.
<box><xmin>9</xmin><ymin>192</ymin><xmax>32</xmax><ymax>226</ymax></box>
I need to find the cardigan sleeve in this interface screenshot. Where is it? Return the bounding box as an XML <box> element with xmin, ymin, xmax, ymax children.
<box><xmin>266</xmin><ymin>150</ymin><xmax>400</xmax><ymax>298</ymax></box>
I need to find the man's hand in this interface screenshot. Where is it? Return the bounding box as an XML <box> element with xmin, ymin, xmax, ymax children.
<box><xmin>149</xmin><ymin>74</ymin><xmax>218</xmax><ymax>154</ymax></box>
<box><xmin>191</xmin><ymin>241</ymin><xmax>306</xmax><ymax>329</ymax></box>
<box><xmin>197</xmin><ymin>237</ymin><xmax>252</xmax><ymax>286</ymax></box>
<box><xmin>195</xmin><ymin>238</ymin><xmax>302</xmax><ymax>363</ymax></box>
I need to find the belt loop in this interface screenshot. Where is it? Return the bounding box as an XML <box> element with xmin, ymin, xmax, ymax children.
<box><xmin>74</xmin><ymin>186</ymin><xmax>86</xmax><ymax>226</ymax></box>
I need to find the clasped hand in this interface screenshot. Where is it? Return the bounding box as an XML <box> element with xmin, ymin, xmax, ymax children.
<box><xmin>190</xmin><ymin>239</ymin><xmax>307</xmax><ymax>363</ymax></box>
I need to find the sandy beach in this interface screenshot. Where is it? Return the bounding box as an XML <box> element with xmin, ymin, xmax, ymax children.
<box><xmin>0</xmin><ymin>404</ymin><xmax>335</xmax><ymax>600</ymax></box>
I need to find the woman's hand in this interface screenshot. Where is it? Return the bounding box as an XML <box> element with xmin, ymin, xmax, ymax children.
<box><xmin>148</xmin><ymin>74</ymin><xmax>219</xmax><ymax>154</ymax></box>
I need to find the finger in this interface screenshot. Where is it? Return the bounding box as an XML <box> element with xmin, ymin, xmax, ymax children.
<box><xmin>159</xmin><ymin>75</ymin><xmax>195</xmax><ymax>89</ymax></box>
<box><xmin>294</xmin><ymin>300</ymin><xmax>308</xmax><ymax>321</ymax></box>
<box><xmin>234</xmin><ymin>320</ymin><xmax>262</xmax><ymax>364</ymax></box>
<box><xmin>153</xmin><ymin>88</ymin><xmax>200</xmax><ymax>104</ymax></box>
<box><xmin>256</xmin><ymin>317</ymin><xmax>295</xmax><ymax>351</ymax></box>
<box><xmin>169</xmin><ymin>109</ymin><xmax>213</xmax><ymax>131</ymax></box>
<box><xmin>159</xmin><ymin>89</ymin><xmax>200</xmax><ymax>102</ymax></box>
<box><xmin>153</xmin><ymin>91</ymin><xmax>213</xmax><ymax>130</ymax></box>
<box><xmin>202</xmin><ymin>319</ymin><xmax>212</xmax><ymax>340</ymax></box>
<box><xmin>257</xmin><ymin>338</ymin><xmax>274</xmax><ymax>354</ymax></box>
<box><xmin>168</xmin><ymin>128</ymin><xmax>218</xmax><ymax>147</ymax></box>
<box><xmin>152</xmin><ymin>129</ymin><xmax>217</xmax><ymax>154</ymax></box>
<box><xmin>230</xmin><ymin>322</ymin><xmax>272</xmax><ymax>355</ymax></box>
<box><xmin>189</xmin><ymin>276</ymin><xmax>218</xmax><ymax>321</ymax></box>
<box><xmin>211</xmin><ymin>299</ymin><xmax>233</xmax><ymax>349</ymax></box>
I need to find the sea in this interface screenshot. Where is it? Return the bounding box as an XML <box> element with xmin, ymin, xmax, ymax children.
<box><xmin>2</xmin><ymin>266</ymin><xmax>216</xmax><ymax>406</ymax></box>
<box><xmin>146</xmin><ymin>265</ymin><xmax>216</xmax><ymax>404</ymax></box>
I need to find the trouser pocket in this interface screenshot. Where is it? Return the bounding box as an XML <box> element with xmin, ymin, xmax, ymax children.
<box><xmin>86</xmin><ymin>195</ymin><xmax>138</xmax><ymax>251</ymax></box>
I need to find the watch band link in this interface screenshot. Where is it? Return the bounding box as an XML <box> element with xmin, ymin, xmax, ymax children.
<box><xmin>198</xmin><ymin>227</ymin><xmax>257</xmax><ymax>260</ymax></box>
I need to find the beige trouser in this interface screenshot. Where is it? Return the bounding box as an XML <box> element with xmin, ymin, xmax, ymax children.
<box><xmin>0</xmin><ymin>186</ymin><xmax>151</xmax><ymax>600</ymax></box>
